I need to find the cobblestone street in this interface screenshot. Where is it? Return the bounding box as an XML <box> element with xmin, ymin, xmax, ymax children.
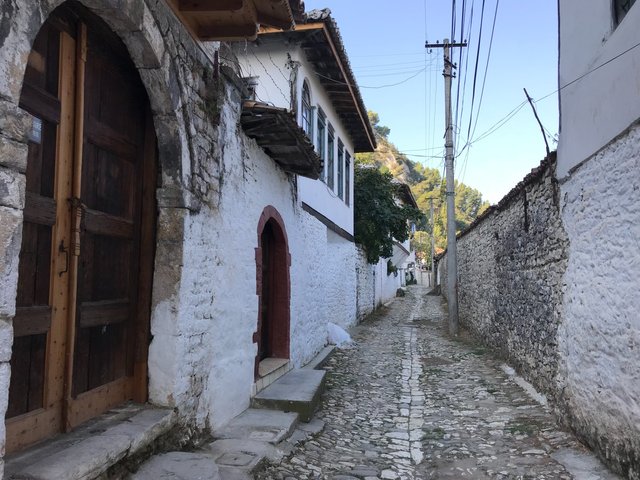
<box><xmin>256</xmin><ymin>286</ymin><xmax>617</xmax><ymax>480</ymax></box>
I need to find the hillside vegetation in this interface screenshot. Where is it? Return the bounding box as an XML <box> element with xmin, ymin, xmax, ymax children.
<box><xmin>356</xmin><ymin>112</ymin><xmax>490</xmax><ymax>264</ymax></box>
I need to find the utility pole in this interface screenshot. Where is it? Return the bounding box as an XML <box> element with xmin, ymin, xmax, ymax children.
<box><xmin>430</xmin><ymin>198</ymin><xmax>436</xmax><ymax>288</ymax></box>
<box><xmin>426</xmin><ymin>38</ymin><xmax>466</xmax><ymax>336</ymax></box>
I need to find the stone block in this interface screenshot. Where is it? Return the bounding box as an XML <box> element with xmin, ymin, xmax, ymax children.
<box><xmin>0</xmin><ymin>167</ymin><xmax>25</xmax><ymax>209</ymax></box>
<box><xmin>0</xmin><ymin>207</ymin><xmax>22</xmax><ymax>317</ymax></box>
<box><xmin>121</xmin><ymin>5</ymin><xmax>165</xmax><ymax>69</ymax></box>
<box><xmin>0</xmin><ymin>99</ymin><xmax>32</xmax><ymax>143</ymax></box>
<box><xmin>0</xmin><ymin>362</ymin><xmax>10</xmax><ymax>455</ymax></box>
<box><xmin>0</xmin><ymin>318</ymin><xmax>13</xmax><ymax>363</ymax></box>
<box><xmin>0</xmin><ymin>136</ymin><xmax>28</xmax><ymax>173</ymax></box>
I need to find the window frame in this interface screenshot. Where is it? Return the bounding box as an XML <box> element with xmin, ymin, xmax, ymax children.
<box><xmin>614</xmin><ymin>0</ymin><xmax>636</xmax><ymax>25</ymax></box>
<box><xmin>327</xmin><ymin>124</ymin><xmax>335</xmax><ymax>190</ymax></box>
<box><xmin>301</xmin><ymin>81</ymin><xmax>313</xmax><ymax>138</ymax></box>
<box><xmin>317</xmin><ymin>108</ymin><xmax>327</xmax><ymax>183</ymax></box>
<box><xmin>337</xmin><ymin>139</ymin><xmax>344</xmax><ymax>200</ymax></box>
<box><xmin>345</xmin><ymin>151</ymin><xmax>351</xmax><ymax>206</ymax></box>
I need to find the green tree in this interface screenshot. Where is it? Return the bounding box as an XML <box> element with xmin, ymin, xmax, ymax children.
<box><xmin>356</xmin><ymin>112</ymin><xmax>490</xmax><ymax>252</ymax></box>
<box><xmin>354</xmin><ymin>166</ymin><xmax>424</xmax><ymax>263</ymax></box>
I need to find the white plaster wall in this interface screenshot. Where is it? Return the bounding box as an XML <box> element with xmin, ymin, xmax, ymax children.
<box><xmin>558</xmin><ymin>122</ymin><xmax>640</xmax><ymax>476</ymax></box>
<box><xmin>321</xmin><ymin>229</ymin><xmax>358</xmax><ymax>330</ymax></box>
<box><xmin>356</xmin><ymin>247</ymin><xmax>375</xmax><ymax>320</ymax></box>
<box><xmin>148</xmin><ymin>84</ymin><xmax>358</xmax><ymax>431</ymax></box>
<box><xmin>373</xmin><ymin>258</ymin><xmax>401</xmax><ymax>307</ymax></box>
<box><xmin>236</xmin><ymin>42</ymin><xmax>357</xmax><ymax>235</ymax></box>
<box><xmin>558</xmin><ymin>1</ymin><xmax>640</xmax><ymax>177</ymax></box>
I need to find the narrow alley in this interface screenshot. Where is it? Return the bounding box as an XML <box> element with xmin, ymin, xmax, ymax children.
<box><xmin>256</xmin><ymin>286</ymin><xmax>617</xmax><ymax>480</ymax></box>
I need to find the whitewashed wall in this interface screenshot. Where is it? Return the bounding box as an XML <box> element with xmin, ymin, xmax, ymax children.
<box><xmin>149</xmin><ymin>82</ymin><xmax>342</xmax><ymax>431</ymax></box>
<box><xmin>373</xmin><ymin>257</ymin><xmax>402</xmax><ymax>307</ymax></box>
<box><xmin>557</xmin><ymin>124</ymin><xmax>640</xmax><ymax>479</ymax></box>
<box><xmin>236</xmin><ymin>42</ymin><xmax>356</xmax><ymax>235</ymax></box>
<box><xmin>356</xmin><ymin>248</ymin><xmax>375</xmax><ymax>320</ymax></box>
<box><xmin>558</xmin><ymin>2</ymin><xmax>640</xmax><ymax>477</ymax></box>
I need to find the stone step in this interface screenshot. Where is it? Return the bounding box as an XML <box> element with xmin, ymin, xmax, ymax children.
<box><xmin>302</xmin><ymin>345</ymin><xmax>335</xmax><ymax>370</ymax></box>
<box><xmin>251</xmin><ymin>368</ymin><xmax>326</xmax><ymax>422</ymax></box>
<box><xmin>5</xmin><ymin>403</ymin><xmax>177</xmax><ymax>480</ymax></box>
<box><xmin>214</xmin><ymin>408</ymin><xmax>299</xmax><ymax>444</ymax></box>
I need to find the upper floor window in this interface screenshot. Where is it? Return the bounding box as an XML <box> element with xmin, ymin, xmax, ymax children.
<box><xmin>345</xmin><ymin>152</ymin><xmax>351</xmax><ymax>206</ymax></box>
<box><xmin>301</xmin><ymin>81</ymin><xmax>313</xmax><ymax>137</ymax></box>
<box><xmin>327</xmin><ymin>125</ymin><xmax>335</xmax><ymax>190</ymax></box>
<box><xmin>615</xmin><ymin>0</ymin><xmax>636</xmax><ymax>24</ymax></box>
<box><xmin>317</xmin><ymin>108</ymin><xmax>327</xmax><ymax>182</ymax></box>
<box><xmin>337</xmin><ymin>140</ymin><xmax>344</xmax><ymax>200</ymax></box>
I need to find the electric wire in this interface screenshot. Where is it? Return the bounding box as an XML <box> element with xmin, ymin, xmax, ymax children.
<box><xmin>468</xmin><ymin>0</ymin><xmax>500</xmax><ymax>142</ymax></box>
<box><xmin>464</xmin><ymin>0</ymin><xmax>487</xmax><ymax>143</ymax></box>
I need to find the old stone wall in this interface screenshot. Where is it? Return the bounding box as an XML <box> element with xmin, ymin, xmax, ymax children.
<box><xmin>322</xmin><ymin>230</ymin><xmax>358</xmax><ymax>330</ymax></box>
<box><xmin>439</xmin><ymin>156</ymin><xmax>569</xmax><ymax>401</ymax></box>
<box><xmin>557</xmin><ymin>122</ymin><xmax>640</xmax><ymax>479</ymax></box>
<box><xmin>356</xmin><ymin>247</ymin><xmax>375</xmax><ymax>321</ymax></box>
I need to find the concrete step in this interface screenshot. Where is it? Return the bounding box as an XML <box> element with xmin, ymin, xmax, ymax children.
<box><xmin>302</xmin><ymin>345</ymin><xmax>335</xmax><ymax>370</ymax></box>
<box><xmin>214</xmin><ymin>408</ymin><xmax>299</xmax><ymax>444</ymax></box>
<box><xmin>5</xmin><ymin>403</ymin><xmax>177</xmax><ymax>480</ymax></box>
<box><xmin>129</xmin><ymin>451</ymin><xmax>220</xmax><ymax>480</ymax></box>
<box><xmin>251</xmin><ymin>368</ymin><xmax>326</xmax><ymax>422</ymax></box>
<box><xmin>207</xmin><ymin>438</ymin><xmax>284</xmax><ymax>474</ymax></box>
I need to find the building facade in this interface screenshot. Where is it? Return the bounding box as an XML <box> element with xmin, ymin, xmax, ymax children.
<box><xmin>557</xmin><ymin>0</ymin><xmax>640</xmax><ymax>476</ymax></box>
<box><xmin>235</xmin><ymin>9</ymin><xmax>376</xmax><ymax>329</ymax></box>
<box><xmin>0</xmin><ymin>0</ymin><xmax>373</xmax><ymax>472</ymax></box>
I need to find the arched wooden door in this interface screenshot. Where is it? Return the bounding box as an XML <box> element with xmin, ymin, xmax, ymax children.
<box><xmin>6</xmin><ymin>5</ymin><xmax>156</xmax><ymax>453</ymax></box>
<box><xmin>255</xmin><ymin>209</ymin><xmax>290</xmax><ymax>378</ymax></box>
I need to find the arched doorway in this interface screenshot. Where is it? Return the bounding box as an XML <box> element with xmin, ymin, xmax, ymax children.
<box><xmin>255</xmin><ymin>207</ymin><xmax>291</xmax><ymax>378</ymax></box>
<box><xmin>6</xmin><ymin>3</ymin><xmax>156</xmax><ymax>452</ymax></box>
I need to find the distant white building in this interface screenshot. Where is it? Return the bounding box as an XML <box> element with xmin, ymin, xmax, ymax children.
<box><xmin>557</xmin><ymin>0</ymin><xmax>640</xmax><ymax>476</ymax></box>
<box><xmin>236</xmin><ymin>8</ymin><xmax>376</xmax><ymax>330</ymax></box>
<box><xmin>355</xmin><ymin>179</ymin><xmax>418</xmax><ymax>313</ymax></box>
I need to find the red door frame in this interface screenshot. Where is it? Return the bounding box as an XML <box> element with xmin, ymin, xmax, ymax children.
<box><xmin>254</xmin><ymin>206</ymin><xmax>291</xmax><ymax>378</ymax></box>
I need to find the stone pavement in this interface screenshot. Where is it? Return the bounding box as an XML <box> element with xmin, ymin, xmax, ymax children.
<box><xmin>255</xmin><ymin>285</ymin><xmax>618</xmax><ymax>480</ymax></box>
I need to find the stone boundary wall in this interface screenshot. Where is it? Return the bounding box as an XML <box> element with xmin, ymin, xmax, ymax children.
<box><xmin>355</xmin><ymin>247</ymin><xmax>375</xmax><ymax>321</ymax></box>
<box><xmin>438</xmin><ymin>153</ymin><xmax>569</xmax><ymax>401</ymax></box>
<box><xmin>558</xmin><ymin>122</ymin><xmax>640</xmax><ymax>479</ymax></box>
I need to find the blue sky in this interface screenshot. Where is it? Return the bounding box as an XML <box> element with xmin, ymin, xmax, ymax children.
<box><xmin>304</xmin><ymin>0</ymin><xmax>559</xmax><ymax>204</ymax></box>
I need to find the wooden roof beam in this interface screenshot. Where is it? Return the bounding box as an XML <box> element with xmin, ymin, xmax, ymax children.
<box><xmin>178</xmin><ymin>0</ymin><xmax>243</xmax><ymax>12</ymax></box>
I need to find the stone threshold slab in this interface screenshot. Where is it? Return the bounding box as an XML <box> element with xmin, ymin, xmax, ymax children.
<box><xmin>251</xmin><ymin>369</ymin><xmax>326</xmax><ymax>422</ymax></box>
<box><xmin>5</xmin><ymin>403</ymin><xmax>176</xmax><ymax>480</ymax></box>
<box><xmin>214</xmin><ymin>409</ymin><xmax>298</xmax><ymax>444</ymax></box>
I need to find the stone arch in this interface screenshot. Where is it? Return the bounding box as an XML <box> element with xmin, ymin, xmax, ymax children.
<box><xmin>254</xmin><ymin>206</ymin><xmax>291</xmax><ymax>378</ymax></box>
<box><xmin>0</xmin><ymin>0</ymin><xmax>188</xmax><ymax>187</ymax></box>
<box><xmin>0</xmin><ymin>0</ymin><xmax>197</xmax><ymax>429</ymax></box>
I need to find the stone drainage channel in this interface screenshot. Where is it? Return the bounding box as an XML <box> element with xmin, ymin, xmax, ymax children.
<box><xmin>255</xmin><ymin>285</ymin><xmax>620</xmax><ymax>480</ymax></box>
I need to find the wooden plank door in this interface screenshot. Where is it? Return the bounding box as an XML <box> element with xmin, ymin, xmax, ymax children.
<box><xmin>66</xmin><ymin>19</ymin><xmax>153</xmax><ymax>429</ymax></box>
<box><xmin>7</xmin><ymin>6</ymin><xmax>156</xmax><ymax>451</ymax></box>
<box><xmin>6</xmin><ymin>18</ymin><xmax>76</xmax><ymax>453</ymax></box>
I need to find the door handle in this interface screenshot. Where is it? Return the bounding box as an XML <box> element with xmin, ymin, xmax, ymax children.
<box><xmin>59</xmin><ymin>240</ymin><xmax>69</xmax><ymax>277</ymax></box>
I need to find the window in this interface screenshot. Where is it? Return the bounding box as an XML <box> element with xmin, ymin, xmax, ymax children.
<box><xmin>615</xmin><ymin>0</ymin><xmax>636</xmax><ymax>24</ymax></box>
<box><xmin>337</xmin><ymin>140</ymin><xmax>344</xmax><ymax>200</ymax></box>
<box><xmin>327</xmin><ymin>125</ymin><xmax>335</xmax><ymax>190</ymax></box>
<box><xmin>301</xmin><ymin>81</ymin><xmax>312</xmax><ymax>137</ymax></box>
<box><xmin>317</xmin><ymin>108</ymin><xmax>326</xmax><ymax>182</ymax></box>
<box><xmin>345</xmin><ymin>152</ymin><xmax>351</xmax><ymax>206</ymax></box>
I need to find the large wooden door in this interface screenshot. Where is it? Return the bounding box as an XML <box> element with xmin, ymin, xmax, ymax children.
<box><xmin>6</xmin><ymin>7</ymin><xmax>155</xmax><ymax>452</ymax></box>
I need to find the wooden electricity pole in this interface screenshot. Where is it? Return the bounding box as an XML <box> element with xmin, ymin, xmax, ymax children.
<box><xmin>426</xmin><ymin>38</ymin><xmax>466</xmax><ymax>336</ymax></box>
<box><xmin>430</xmin><ymin>198</ymin><xmax>436</xmax><ymax>288</ymax></box>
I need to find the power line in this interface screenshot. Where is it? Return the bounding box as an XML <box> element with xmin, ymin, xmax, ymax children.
<box><xmin>314</xmin><ymin>67</ymin><xmax>427</xmax><ymax>90</ymax></box>
<box><xmin>468</xmin><ymin>0</ymin><xmax>500</xmax><ymax>142</ymax></box>
<box><xmin>458</xmin><ymin>36</ymin><xmax>640</xmax><ymax>152</ymax></box>
<box><xmin>465</xmin><ymin>0</ymin><xmax>487</xmax><ymax>143</ymax></box>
